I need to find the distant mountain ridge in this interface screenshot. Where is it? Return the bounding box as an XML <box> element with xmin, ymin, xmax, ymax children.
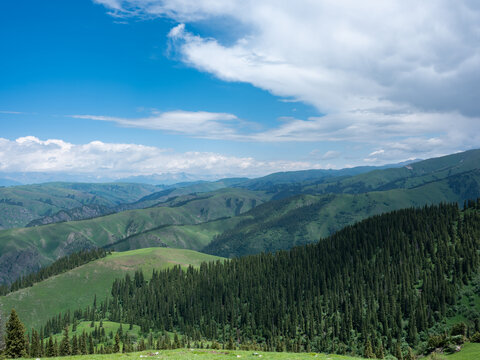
<box><xmin>0</xmin><ymin>149</ymin><xmax>479</xmax><ymax>284</ymax></box>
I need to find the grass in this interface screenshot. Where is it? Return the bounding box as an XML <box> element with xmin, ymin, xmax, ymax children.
<box><xmin>49</xmin><ymin>320</ymin><xmax>142</xmax><ymax>343</ymax></box>
<box><xmin>22</xmin><ymin>348</ymin><xmax>364</xmax><ymax>360</ymax></box>
<box><xmin>0</xmin><ymin>248</ymin><xmax>224</xmax><ymax>330</ymax></box>
<box><xmin>0</xmin><ymin>188</ymin><xmax>267</xmax><ymax>283</ymax></box>
<box><xmin>111</xmin><ymin>216</ymin><xmax>248</xmax><ymax>252</ymax></box>
<box><xmin>0</xmin><ymin>183</ymin><xmax>159</xmax><ymax>229</ymax></box>
<box><xmin>442</xmin><ymin>342</ymin><xmax>480</xmax><ymax>359</ymax></box>
<box><xmin>204</xmin><ymin>172</ymin><xmax>478</xmax><ymax>258</ymax></box>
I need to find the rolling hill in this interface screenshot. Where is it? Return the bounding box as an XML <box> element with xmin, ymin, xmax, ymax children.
<box><xmin>0</xmin><ymin>247</ymin><xmax>223</xmax><ymax>330</ymax></box>
<box><xmin>0</xmin><ymin>188</ymin><xmax>267</xmax><ymax>284</ymax></box>
<box><xmin>237</xmin><ymin>149</ymin><xmax>480</xmax><ymax>197</ymax></box>
<box><xmin>0</xmin><ymin>182</ymin><xmax>161</xmax><ymax>229</ymax></box>
<box><xmin>24</xmin><ymin>178</ymin><xmax>249</xmax><ymax>227</ymax></box>
<box><xmin>2</xmin><ymin>149</ymin><xmax>480</xmax><ymax>283</ymax></box>
<box><xmin>204</xmin><ymin>168</ymin><xmax>480</xmax><ymax>257</ymax></box>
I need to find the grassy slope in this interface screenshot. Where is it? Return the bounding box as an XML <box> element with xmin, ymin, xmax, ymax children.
<box><xmin>23</xmin><ymin>349</ymin><xmax>364</xmax><ymax>360</ymax></box>
<box><xmin>304</xmin><ymin>149</ymin><xmax>480</xmax><ymax>195</ymax></box>
<box><xmin>445</xmin><ymin>343</ymin><xmax>480</xmax><ymax>360</ymax></box>
<box><xmin>203</xmin><ymin>171</ymin><xmax>480</xmax><ymax>258</ymax></box>
<box><xmin>0</xmin><ymin>188</ymin><xmax>267</xmax><ymax>283</ymax></box>
<box><xmin>110</xmin><ymin>216</ymin><xmax>247</xmax><ymax>251</ymax></box>
<box><xmin>0</xmin><ymin>248</ymin><xmax>223</xmax><ymax>330</ymax></box>
<box><xmin>0</xmin><ymin>183</ymin><xmax>159</xmax><ymax>229</ymax></box>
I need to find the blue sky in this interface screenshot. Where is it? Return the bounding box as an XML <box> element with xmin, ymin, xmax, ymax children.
<box><xmin>1</xmin><ymin>0</ymin><xmax>479</xmax><ymax>180</ymax></box>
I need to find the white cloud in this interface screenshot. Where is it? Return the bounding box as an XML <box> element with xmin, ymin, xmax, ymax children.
<box><xmin>93</xmin><ymin>0</ymin><xmax>480</xmax><ymax>164</ymax></box>
<box><xmin>71</xmin><ymin>110</ymin><xmax>242</xmax><ymax>138</ymax></box>
<box><xmin>0</xmin><ymin>136</ymin><xmax>323</xmax><ymax>178</ymax></box>
<box><xmin>95</xmin><ymin>0</ymin><xmax>480</xmax><ymax>115</ymax></box>
<box><xmin>0</xmin><ymin>111</ymin><xmax>24</xmax><ymax>114</ymax></box>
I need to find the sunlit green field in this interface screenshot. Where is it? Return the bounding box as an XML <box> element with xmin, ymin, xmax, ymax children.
<box><xmin>23</xmin><ymin>348</ymin><xmax>363</xmax><ymax>360</ymax></box>
<box><xmin>19</xmin><ymin>342</ymin><xmax>480</xmax><ymax>360</ymax></box>
<box><xmin>443</xmin><ymin>342</ymin><xmax>480</xmax><ymax>359</ymax></box>
<box><xmin>0</xmin><ymin>248</ymin><xmax>223</xmax><ymax>330</ymax></box>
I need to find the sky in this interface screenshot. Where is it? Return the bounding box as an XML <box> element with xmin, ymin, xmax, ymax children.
<box><xmin>1</xmin><ymin>0</ymin><xmax>480</xmax><ymax>181</ymax></box>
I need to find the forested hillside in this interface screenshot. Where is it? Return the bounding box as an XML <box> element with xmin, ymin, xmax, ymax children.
<box><xmin>40</xmin><ymin>201</ymin><xmax>480</xmax><ymax>357</ymax></box>
<box><xmin>0</xmin><ymin>248</ymin><xmax>223</xmax><ymax>331</ymax></box>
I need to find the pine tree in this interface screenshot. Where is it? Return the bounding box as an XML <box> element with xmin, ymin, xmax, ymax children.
<box><xmin>0</xmin><ymin>311</ymin><xmax>5</xmax><ymax>352</ymax></box>
<box><xmin>5</xmin><ymin>308</ymin><xmax>27</xmax><ymax>358</ymax></box>
<box><xmin>375</xmin><ymin>341</ymin><xmax>385</xmax><ymax>359</ymax></box>
<box><xmin>30</xmin><ymin>329</ymin><xmax>41</xmax><ymax>358</ymax></box>
<box><xmin>395</xmin><ymin>341</ymin><xmax>403</xmax><ymax>360</ymax></box>
<box><xmin>173</xmin><ymin>332</ymin><xmax>181</xmax><ymax>349</ymax></box>
<box><xmin>59</xmin><ymin>326</ymin><xmax>71</xmax><ymax>356</ymax></box>
<box><xmin>80</xmin><ymin>332</ymin><xmax>87</xmax><ymax>355</ymax></box>
<box><xmin>71</xmin><ymin>334</ymin><xmax>79</xmax><ymax>355</ymax></box>
<box><xmin>407</xmin><ymin>310</ymin><xmax>417</xmax><ymax>346</ymax></box>
<box><xmin>114</xmin><ymin>332</ymin><xmax>120</xmax><ymax>353</ymax></box>
<box><xmin>364</xmin><ymin>338</ymin><xmax>375</xmax><ymax>359</ymax></box>
<box><xmin>45</xmin><ymin>336</ymin><xmax>55</xmax><ymax>357</ymax></box>
<box><xmin>88</xmin><ymin>334</ymin><xmax>94</xmax><ymax>354</ymax></box>
<box><xmin>54</xmin><ymin>338</ymin><xmax>59</xmax><ymax>356</ymax></box>
<box><xmin>405</xmin><ymin>347</ymin><xmax>416</xmax><ymax>360</ymax></box>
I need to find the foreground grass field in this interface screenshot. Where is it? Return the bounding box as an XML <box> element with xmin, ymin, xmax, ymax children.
<box><xmin>23</xmin><ymin>348</ymin><xmax>363</xmax><ymax>360</ymax></box>
<box><xmin>19</xmin><ymin>343</ymin><xmax>480</xmax><ymax>359</ymax></box>
<box><xmin>0</xmin><ymin>248</ymin><xmax>223</xmax><ymax>330</ymax></box>
<box><xmin>443</xmin><ymin>342</ymin><xmax>480</xmax><ymax>359</ymax></box>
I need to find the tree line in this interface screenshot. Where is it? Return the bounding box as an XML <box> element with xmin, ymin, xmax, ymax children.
<box><xmin>0</xmin><ymin>248</ymin><xmax>108</xmax><ymax>295</ymax></box>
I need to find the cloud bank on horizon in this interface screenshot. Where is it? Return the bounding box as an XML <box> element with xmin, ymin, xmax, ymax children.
<box><xmin>0</xmin><ymin>136</ymin><xmax>321</xmax><ymax>179</ymax></box>
<box><xmin>90</xmin><ymin>0</ymin><xmax>480</xmax><ymax>160</ymax></box>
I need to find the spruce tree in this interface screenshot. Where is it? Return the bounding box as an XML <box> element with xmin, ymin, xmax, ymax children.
<box><xmin>5</xmin><ymin>308</ymin><xmax>27</xmax><ymax>358</ymax></box>
<box><xmin>71</xmin><ymin>334</ymin><xmax>79</xmax><ymax>355</ymax></box>
<box><xmin>114</xmin><ymin>332</ymin><xmax>120</xmax><ymax>353</ymax></box>
<box><xmin>88</xmin><ymin>334</ymin><xmax>94</xmax><ymax>354</ymax></box>
<box><xmin>395</xmin><ymin>341</ymin><xmax>403</xmax><ymax>360</ymax></box>
<box><xmin>30</xmin><ymin>329</ymin><xmax>41</xmax><ymax>358</ymax></box>
<box><xmin>375</xmin><ymin>341</ymin><xmax>385</xmax><ymax>359</ymax></box>
<box><xmin>0</xmin><ymin>311</ymin><xmax>5</xmax><ymax>352</ymax></box>
<box><xmin>59</xmin><ymin>326</ymin><xmax>71</xmax><ymax>356</ymax></box>
<box><xmin>80</xmin><ymin>332</ymin><xmax>87</xmax><ymax>355</ymax></box>
<box><xmin>364</xmin><ymin>338</ymin><xmax>375</xmax><ymax>359</ymax></box>
<box><xmin>45</xmin><ymin>336</ymin><xmax>55</xmax><ymax>357</ymax></box>
<box><xmin>405</xmin><ymin>347</ymin><xmax>416</xmax><ymax>360</ymax></box>
<box><xmin>54</xmin><ymin>338</ymin><xmax>59</xmax><ymax>357</ymax></box>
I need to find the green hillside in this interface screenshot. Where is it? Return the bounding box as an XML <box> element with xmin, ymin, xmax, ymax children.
<box><xmin>108</xmin><ymin>216</ymin><xmax>246</xmax><ymax>252</ymax></box>
<box><xmin>299</xmin><ymin>149</ymin><xmax>480</xmax><ymax>195</ymax></box>
<box><xmin>204</xmin><ymin>170</ymin><xmax>480</xmax><ymax>257</ymax></box>
<box><xmin>40</xmin><ymin>204</ymin><xmax>480</xmax><ymax>358</ymax></box>
<box><xmin>0</xmin><ymin>182</ymin><xmax>160</xmax><ymax>229</ymax></box>
<box><xmin>0</xmin><ymin>188</ymin><xmax>267</xmax><ymax>284</ymax></box>
<box><xmin>26</xmin><ymin>178</ymin><xmax>248</xmax><ymax>227</ymax></box>
<box><xmin>236</xmin><ymin>149</ymin><xmax>480</xmax><ymax>198</ymax></box>
<box><xmin>0</xmin><ymin>247</ymin><xmax>223</xmax><ymax>330</ymax></box>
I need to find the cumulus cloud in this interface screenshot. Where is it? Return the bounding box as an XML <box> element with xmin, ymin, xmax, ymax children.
<box><xmin>95</xmin><ymin>0</ymin><xmax>480</xmax><ymax>115</ymax></box>
<box><xmin>0</xmin><ymin>136</ymin><xmax>322</xmax><ymax>178</ymax></box>
<box><xmin>93</xmin><ymin>0</ymin><xmax>480</xmax><ymax>164</ymax></box>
